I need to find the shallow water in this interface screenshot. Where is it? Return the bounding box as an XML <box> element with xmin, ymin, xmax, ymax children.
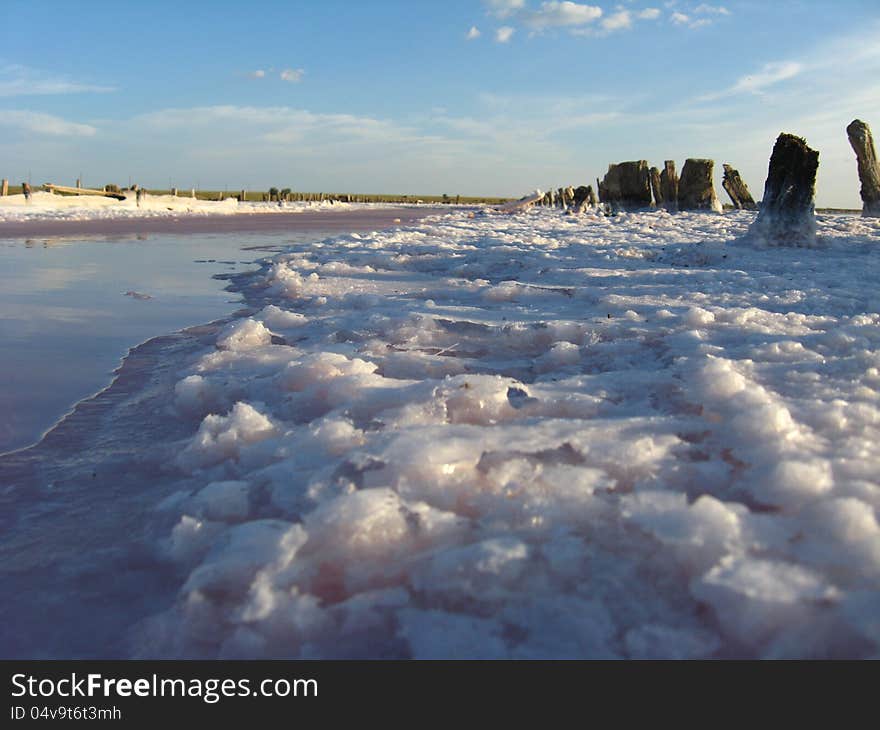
<box><xmin>0</xmin><ymin>230</ymin><xmax>332</xmax><ymax>454</ymax></box>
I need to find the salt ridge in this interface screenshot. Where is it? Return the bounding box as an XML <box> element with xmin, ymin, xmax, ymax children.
<box><xmin>126</xmin><ymin>206</ymin><xmax>880</xmax><ymax>658</ymax></box>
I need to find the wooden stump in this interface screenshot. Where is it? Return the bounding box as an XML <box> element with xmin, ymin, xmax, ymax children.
<box><xmin>660</xmin><ymin>161</ymin><xmax>678</xmax><ymax>211</ymax></box>
<box><xmin>1</xmin><ymin>179</ymin><xmax>7</xmax><ymax>197</ymax></box>
<box><xmin>721</xmin><ymin>164</ymin><xmax>757</xmax><ymax>210</ymax></box>
<box><xmin>677</xmin><ymin>159</ymin><xmax>721</xmax><ymax>212</ymax></box>
<box><xmin>846</xmin><ymin>119</ymin><xmax>880</xmax><ymax>217</ymax></box>
<box><xmin>599</xmin><ymin>161</ymin><xmax>652</xmax><ymax>210</ymax></box>
<box><xmin>649</xmin><ymin>167</ymin><xmax>663</xmax><ymax>207</ymax></box>
<box><xmin>572</xmin><ymin>185</ymin><xmax>597</xmax><ymax>212</ymax></box>
<box><xmin>749</xmin><ymin>133</ymin><xmax>819</xmax><ymax>246</ymax></box>
<box><xmin>572</xmin><ymin>185</ymin><xmax>590</xmax><ymax>208</ymax></box>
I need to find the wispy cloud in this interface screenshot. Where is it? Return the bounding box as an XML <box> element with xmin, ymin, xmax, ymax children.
<box><xmin>466</xmin><ymin>26</ymin><xmax>482</xmax><ymax>40</ymax></box>
<box><xmin>729</xmin><ymin>61</ymin><xmax>803</xmax><ymax>94</ymax></box>
<box><xmin>280</xmin><ymin>68</ymin><xmax>305</xmax><ymax>83</ymax></box>
<box><xmin>523</xmin><ymin>2</ymin><xmax>603</xmax><ymax>30</ymax></box>
<box><xmin>694</xmin><ymin>4</ymin><xmax>730</xmax><ymax>16</ymax></box>
<box><xmin>0</xmin><ymin>64</ymin><xmax>115</xmax><ymax>97</ymax></box>
<box><xmin>495</xmin><ymin>26</ymin><xmax>516</xmax><ymax>43</ymax></box>
<box><xmin>248</xmin><ymin>69</ymin><xmax>267</xmax><ymax>79</ymax></box>
<box><xmin>669</xmin><ymin>3</ymin><xmax>730</xmax><ymax>29</ymax></box>
<box><xmin>0</xmin><ymin>109</ymin><xmax>97</xmax><ymax>136</ymax></box>
<box><xmin>698</xmin><ymin>61</ymin><xmax>803</xmax><ymax>101</ymax></box>
<box><xmin>485</xmin><ymin>0</ymin><xmax>526</xmax><ymax>19</ymax></box>
<box><xmin>600</xmin><ymin>10</ymin><xmax>632</xmax><ymax>32</ymax></box>
<box><xmin>485</xmin><ymin>3</ymin><xmax>663</xmax><ymax>39</ymax></box>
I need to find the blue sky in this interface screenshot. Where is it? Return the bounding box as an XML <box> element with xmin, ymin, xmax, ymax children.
<box><xmin>1</xmin><ymin>0</ymin><xmax>878</xmax><ymax>206</ymax></box>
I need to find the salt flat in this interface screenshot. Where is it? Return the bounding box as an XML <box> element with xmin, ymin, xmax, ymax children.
<box><xmin>3</xmin><ymin>205</ymin><xmax>880</xmax><ymax>658</ymax></box>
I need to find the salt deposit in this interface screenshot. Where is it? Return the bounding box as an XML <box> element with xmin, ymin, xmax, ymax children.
<box><xmin>11</xmin><ymin>203</ymin><xmax>880</xmax><ymax>658</ymax></box>
<box><xmin>128</xmin><ymin>205</ymin><xmax>880</xmax><ymax>658</ymax></box>
<box><xmin>0</xmin><ymin>190</ymin><xmax>385</xmax><ymax>224</ymax></box>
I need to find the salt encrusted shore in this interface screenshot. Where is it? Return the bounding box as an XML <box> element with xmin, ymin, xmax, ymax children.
<box><xmin>3</xmin><ymin>206</ymin><xmax>880</xmax><ymax>659</ymax></box>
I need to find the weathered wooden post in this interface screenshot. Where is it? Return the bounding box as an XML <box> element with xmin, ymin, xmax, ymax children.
<box><xmin>586</xmin><ymin>185</ymin><xmax>597</xmax><ymax>207</ymax></box>
<box><xmin>846</xmin><ymin>119</ymin><xmax>880</xmax><ymax>217</ymax></box>
<box><xmin>721</xmin><ymin>164</ymin><xmax>757</xmax><ymax>210</ymax></box>
<box><xmin>677</xmin><ymin>159</ymin><xmax>722</xmax><ymax>212</ymax></box>
<box><xmin>1</xmin><ymin>179</ymin><xmax>7</xmax><ymax>196</ymax></box>
<box><xmin>572</xmin><ymin>185</ymin><xmax>590</xmax><ymax>211</ymax></box>
<box><xmin>171</xmin><ymin>187</ymin><xmax>178</xmax><ymax>197</ymax></box>
<box><xmin>649</xmin><ymin>166</ymin><xmax>663</xmax><ymax>207</ymax></box>
<box><xmin>599</xmin><ymin>161</ymin><xmax>652</xmax><ymax>210</ymax></box>
<box><xmin>749</xmin><ymin>133</ymin><xmax>819</xmax><ymax>246</ymax></box>
<box><xmin>76</xmin><ymin>178</ymin><xmax>81</xmax><ymax>189</ymax></box>
<box><xmin>660</xmin><ymin>161</ymin><xmax>678</xmax><ymax>211</ymax></box>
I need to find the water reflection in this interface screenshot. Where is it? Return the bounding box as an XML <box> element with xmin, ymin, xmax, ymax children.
<box><xmin>0</xmin><ymin>231</ymin><xmax>293</xmax><ymax>454</ymax></box>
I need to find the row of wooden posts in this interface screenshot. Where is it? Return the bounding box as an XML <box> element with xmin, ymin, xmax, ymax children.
<box><xmin>535</xmin><ymin>158</ymin><xmax>755</xmax><ymax>214</ymax></box>
<box><xmin>534</xmin><ymin>119</ymin><xmax>880</xmax><ymax>237</ymax></box>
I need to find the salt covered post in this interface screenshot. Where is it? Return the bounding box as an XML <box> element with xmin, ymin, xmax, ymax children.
<box><xmin>677</xmin><ymin>159</ymin><xmax>721</xmax><ymax>212</ymax></box>
<box><xmin>171</xmin><ymin>187</ymin><xmax>178</xmax><ymax>197</ymax></box>
<box><xmin>660</xmin><ymin>160</ymin><xmax>678</xmax><ymax>211</ymax></box>
<box><xmin>1</xmin><ymin>179</ymin><xmax>7</xmax><ymax>196</ymax></box>
<box><xmin>721</xmin><ymin>164</ymin><xmax>757</xmax><ymax>210</ymax></box>
<box><xmin>846</xmin><ymin>119</ymin><xmax>880</xmax><ymax>217</ymax></box>
<box><xmin>649</xmin><ymin>166</ymin><xmax>663</xmax><ymax>207</ymax></box>
<box><xmin>749</xmin><ymin>133</ymin><xmax>819</xmax><ymax>246</ymax></box>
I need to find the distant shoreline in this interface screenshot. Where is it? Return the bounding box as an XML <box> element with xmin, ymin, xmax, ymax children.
<box><xmin>0</xmin><ymin>206</ymin><xmax>447</xmax><ymax>239</ymax></box>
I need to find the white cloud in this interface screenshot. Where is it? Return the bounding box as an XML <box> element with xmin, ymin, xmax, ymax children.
<box><xmin>485</xmin><ymin>0</ymin><xmax>525</xmax><ymax>18</ymax></box>
<box><xmin>249</xmin><ymin>69</ymin><xmax>266</xmax><ymax>79</ymax></box>
<box><xmin>495</xmin><ymin>26</ymin><xmax>516</xmax><ymax>43</ymax></box>
<box><xmin>466</xmin><ymin>26</ymin><xmax>482</xmax><ymax>40</ymax></box>
<box><xmin>601</xmin><ymin>10</ymin><xmax>632</xmax><ymax>32</ymax></box>
<box><xmin>0</xmin><ymin>64</ymin><xmax>115</xmax><ymax>97</ymax></box>
<box><xmin>699</xmin><ymin>60</ymin><xmax>803</xmax><ymax>100</ymax></box>
<box><xmin>280</xmin><ymin>68</ymin><xmax>305</xmax><ymax>83</ymax></box>
<box><xmin>694</xmin><ymin>4</ymin><xmax>730</xmax><ymax>15</ymax></box>
<box><xmin>670</xmin><ymin>4</ymin><xmax>729</xmax><ymax>28</ymax></box>
<box><xmin>523</xmin><ymin>2</ymin><xmax>603</xmax><ymax>29</ymax></box>
<box><xmin>0</xmin><ymin>109</ymin><xmax>96</xmax><ymax>136</ymax></box>
<box><xmin>729</xmin><ymin>61</ymin><xmax>803</xmax><ymax>94</ymax></box>
<box><xmin>638</xmin><ymin>8</ymin><xmax>661</xmax><ymax>20</ymax></box>
<box><xmin>671</xmin><ymin>10</ymin><xmax>714</xmax><ymax>28</ymax></box>
<box><xmin>131</xmin><ymin>106</ymin><xmax>429</xmax><ymax>148</ymax></box>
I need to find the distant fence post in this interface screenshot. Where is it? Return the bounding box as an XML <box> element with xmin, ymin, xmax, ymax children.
<box><xmin>1</xmin><ymin>179</ymin><xmax>7</xmax><ymax>196</ymax></box>
<box><xmin>76</xmin><ymin>178</ymin><xmax>81</xmax><ymax>189</ymax></box>
<box><xmin>171</xmin><ymin>187</ymin><xmax>178</xmax><ymax>197</ymax></box>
